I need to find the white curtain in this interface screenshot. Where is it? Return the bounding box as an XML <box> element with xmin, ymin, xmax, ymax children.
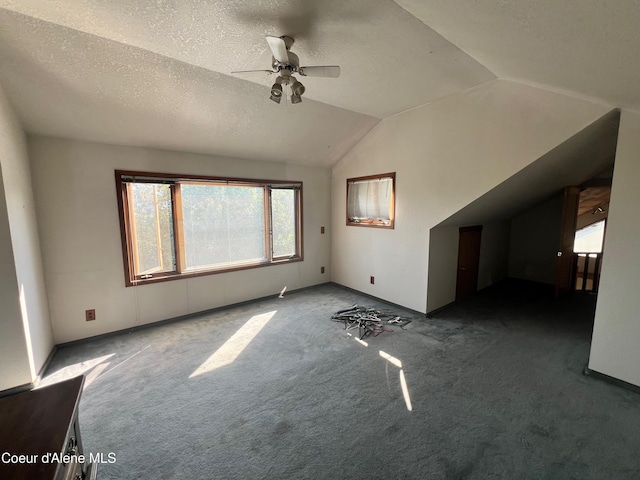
<box><xmin>347</xmin><ymin>177</ymin><xmax>392</xmax><ymax>221</ymax></box>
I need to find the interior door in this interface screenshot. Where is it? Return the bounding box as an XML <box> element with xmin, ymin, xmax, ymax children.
<box><xmin>456</xmin><ymin>226</ymin><xmax>483</xmax><ymax>301</ymax></box>
<box><xmin>555</xmin><ymin>186</ymin><xmax>581</xmax><ymax>297</ymax></box>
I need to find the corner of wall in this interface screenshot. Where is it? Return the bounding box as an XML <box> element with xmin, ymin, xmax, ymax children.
<box><xmin>0</xmin><ymin>82</ymin><xmax>54</xmax><ymax>386</ymax></box>
<box><xmin>589</xmin><ymin>109</ymin><xmax>640</xmax><ymax>387</ymax></box>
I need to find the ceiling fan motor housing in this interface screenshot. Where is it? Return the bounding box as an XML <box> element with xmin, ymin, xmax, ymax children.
<box><xmin>273</xmin><ymin>51</ymin><xmax>299</xmax><ymax>72</ymax></box>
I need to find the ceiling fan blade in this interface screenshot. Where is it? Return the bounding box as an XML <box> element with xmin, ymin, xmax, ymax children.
<box><xmin>231</xmin><ymin>69</ymin><xmax>275</xmax><ymax>77</ymax></box>
<box><xmin>298</xmin><ymin>66</ymin><xmax>341</xmax><ymax>78</ymax></box>
<box><xmin>266</xmin><ymin>36</ymin><xmax>290</xmax><ymax>63</ymax></box>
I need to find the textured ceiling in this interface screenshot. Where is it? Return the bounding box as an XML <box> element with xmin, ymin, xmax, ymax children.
<box><xmin>0</xmin><ymin>1</ymin><xmax>637</xmax><ymax>166</ymax></box>
<box><xmin>396</xmin><ymin>0</ymin><xmax>640</xmax><ymax>111</ymax></box>
<box><xmin>0</xmin><ymin>1</ymin><xmax>494</xmax><ymax>166</ymax></box>
<box><xmin>0</xmin><ymin>9</ymin><xmax>380</xmax><ymax>167</ymax></box>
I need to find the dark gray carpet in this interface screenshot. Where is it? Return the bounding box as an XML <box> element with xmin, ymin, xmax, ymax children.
<box><xmin>41</xmin><ymin>281</ymin><xmax>640</xmax><ymax>479</ymax></box>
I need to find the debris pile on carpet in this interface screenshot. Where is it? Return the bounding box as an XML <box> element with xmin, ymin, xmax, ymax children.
<box><xmin>330</xmin><ymin>304</ymin><xmax>412</xmax><ymax>339</ymax></box>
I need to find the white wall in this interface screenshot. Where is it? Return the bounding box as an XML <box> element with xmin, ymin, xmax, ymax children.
<box><xmin>29</xmin><ymin>136</ymin><xmax>331</xmax><ymax>344</ymax></box>
<box><xmin>508</xmin><ymin>194</ymin><xmax>563</xmax><ymax>285</ymax></box>
<box><xmin>0</xmin><ymin>84</ymin><xmax>53</xmax><ymax>391</ymax></box>
<box><xmin>426</xmin><ymin>221</ymin><xmax>510</xmax><ymax>313</ymax></box>
<box><xmin>332</xmin><ymin>79</ymin><xmax>610</xmax><ymax>312</ymax></box>
<box><xmin>0</xmin><ymin>167</ymin><xmax>31</xmax><ymax>391</ymax></box>
<box><xmin>589</xmin><ymin>110</ymin><xmax>640</xmax><ymax>387</ymax></box>
<box><xmin>426</xmin><ymin>226</ymin><xmax>458</xmax><ymax>312</ymax></box>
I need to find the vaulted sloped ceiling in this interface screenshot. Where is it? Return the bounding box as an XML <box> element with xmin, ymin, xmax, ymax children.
<box><xmin>0</xmin><ymin>1</ymin><xmax>494</xmax><ymax>166</ymax></box>
<box><xmin>0</xmin><ymin>1</ymin><xmax>637</xmax><ymax>166</ymax></box>
<box><xmin>396</xmin><ymin>0</ymin><xmax>640</xmax><ymax>111</ymax></box>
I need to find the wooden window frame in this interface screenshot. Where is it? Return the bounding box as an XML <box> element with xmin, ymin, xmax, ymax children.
<box><xmin>346</xmin><ymin>172</ymin><xmax>396</xmax><ymax>229</ymax></box>
<box><xmin>116</xmin><ymin>170</ymin><xmax>303</xmax><ymax>286</ymax></box>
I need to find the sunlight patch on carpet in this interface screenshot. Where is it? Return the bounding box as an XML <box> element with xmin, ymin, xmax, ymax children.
<box><xmin>189</xmin><ymin>310</ymin><xmax>277</xmax><ymax>378</ymax></box>
<box><xmin>379</xmin><ymin>350</ymin><xmax>412</xmax><ymax>411</ymax></box>
<box><xmin>347</xmin><ymin>332</ymin><xmax>369</xmax><ymax>347</ymax></box>
<box><xmin>84</xmin><ymin>361</ymin><xmax>111</xmax><ymax>388</ymax></box>
<box><xmin>39</xmin><ymin>353</ymin><xmax>115</xmax><ymax>387</ymax></box>
<box><xmin>400</xmin><ymin>369</ymin><xmax>413</xmax><ymax>412</ymax></box>
<box><xmin>379</xmin><ymin>350</ymin><xmax>402</xmax><ymax>368</ymax></box>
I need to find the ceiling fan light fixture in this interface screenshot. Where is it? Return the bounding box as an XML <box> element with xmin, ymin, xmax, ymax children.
<box><xmin>291</xmin><ymin>79</ymin><xmax>305</xmax><ymax>96</ymax></box>
<box><xmin>291</xmin><ymin>94</ymin><xmax>302</xmax><ymax>104</ymax></box>
<box><xmin>270</xmin><ymin>94</ymin><xmax>282</xmax><ymax>104</ymax></box>
<box><xmin>270</xmin><ymin>77</ymin><xmax>283</xmax><ymax>98</ymax></box>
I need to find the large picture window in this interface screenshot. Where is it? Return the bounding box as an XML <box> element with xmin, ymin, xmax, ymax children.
<box><xmin>116</xmin><ymin>170</ymin><xmax>302</xmax><ymax>286</ymax></box>
<box><xmin>346</xmin><ymin>172</ymin><xmax>395</xmax><ymax>228</ymax></box>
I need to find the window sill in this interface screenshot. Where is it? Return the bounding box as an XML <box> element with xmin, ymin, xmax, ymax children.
<box><xmin>126</xmin><ymin>257</ymin><xmax>303</xmax><ymax>287</ymax></box>
<box><xmin>346</xmin><ymin>220</ymin><xmax>394</xmax><ymax>229</ymax></box>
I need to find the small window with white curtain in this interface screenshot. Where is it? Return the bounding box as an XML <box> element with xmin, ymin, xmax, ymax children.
<box><xmin>346</xmin><ymin>173</ymin><xmax>395</xmax><ymax>228</ymax></box>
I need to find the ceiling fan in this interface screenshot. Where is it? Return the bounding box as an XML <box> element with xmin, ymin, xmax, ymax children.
<box><xmin>232</xmin><ymin>36</ymin><xmax>340</xmax><ymax>104</ymax></box>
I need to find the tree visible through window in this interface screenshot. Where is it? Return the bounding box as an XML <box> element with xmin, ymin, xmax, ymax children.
<box><xmin>117</xmin><ymin>171</ymin><xmax>302</xmax><ymax>285</ymax></box>
<box><xmin>128</xmin><ymin>183</ymin><xmax>175</xmax><ymax>275</ymax></box>
<box><xmin>181</xmin><ymin>184</ymin><xmax>265</xmax><ymax>269</ymax></box>
<box><xmin>271</xmin><ymin>188</ymin><xmax>297</xmax><ymax>257</ymax></box>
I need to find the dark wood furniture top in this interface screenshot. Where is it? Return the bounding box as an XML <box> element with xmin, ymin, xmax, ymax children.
<box><xmin>0</xmin><ymin>376</ymin><xmax>89</xmax><ymax>480</ymax></box>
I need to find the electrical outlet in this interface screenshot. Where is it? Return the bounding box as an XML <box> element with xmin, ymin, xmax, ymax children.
<box><xmin>321</xmin><ymin>266</ymin><xmax>325</xmax><ymax>274</ymax></box>
<box><xmin>370</xmin><ymin>276</ymin><xmax>375</xmax><ymax>285</ymax></box>
<box><xmin>321</xmin><ymin>226</ymin><xmax>325</xmax><ymax>234</ymax></box>
<box><xmin>85</xmin><ymin>309</ymin><xmax>96</xmax><ymax>321</ymax></box>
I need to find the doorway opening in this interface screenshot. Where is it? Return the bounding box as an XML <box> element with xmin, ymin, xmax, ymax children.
<box><xmin>455</xmin><ymin>226</ymin><xmax>483</xmax><ymax>302</ymax></box>
<box><xmin>571</xmin><ymin>186</ymin><xmax>610</xmax><ymax>293</ymax></box>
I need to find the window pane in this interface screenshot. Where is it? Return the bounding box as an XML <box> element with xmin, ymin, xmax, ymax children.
<box><xmin>347</xmin><ymin>177</ymin><xmax>393</xmax><ymax>223</ymax></box>
<box><xmin>347</xmin><ymin>182</ymin><xmax>365</xmax><ymax>219</ymax></box>
<box><xmin>272</xmin><ymin>189</ymin><xmax>297</xmax><ymax>257</ymax></box>
<box><xmin>181</xmin><ymin>184</ymin><xmax>266</xmax><ymax>269</ymax></box>
<box><xmin>128</xmin><ymin>183</ymin><xmax>175</xmax><ymax>275</ymax></box>
<box><xmin>574</xmin><ymin>220</ymin><xmax>605</xmax><ymax>253</ymax></box>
